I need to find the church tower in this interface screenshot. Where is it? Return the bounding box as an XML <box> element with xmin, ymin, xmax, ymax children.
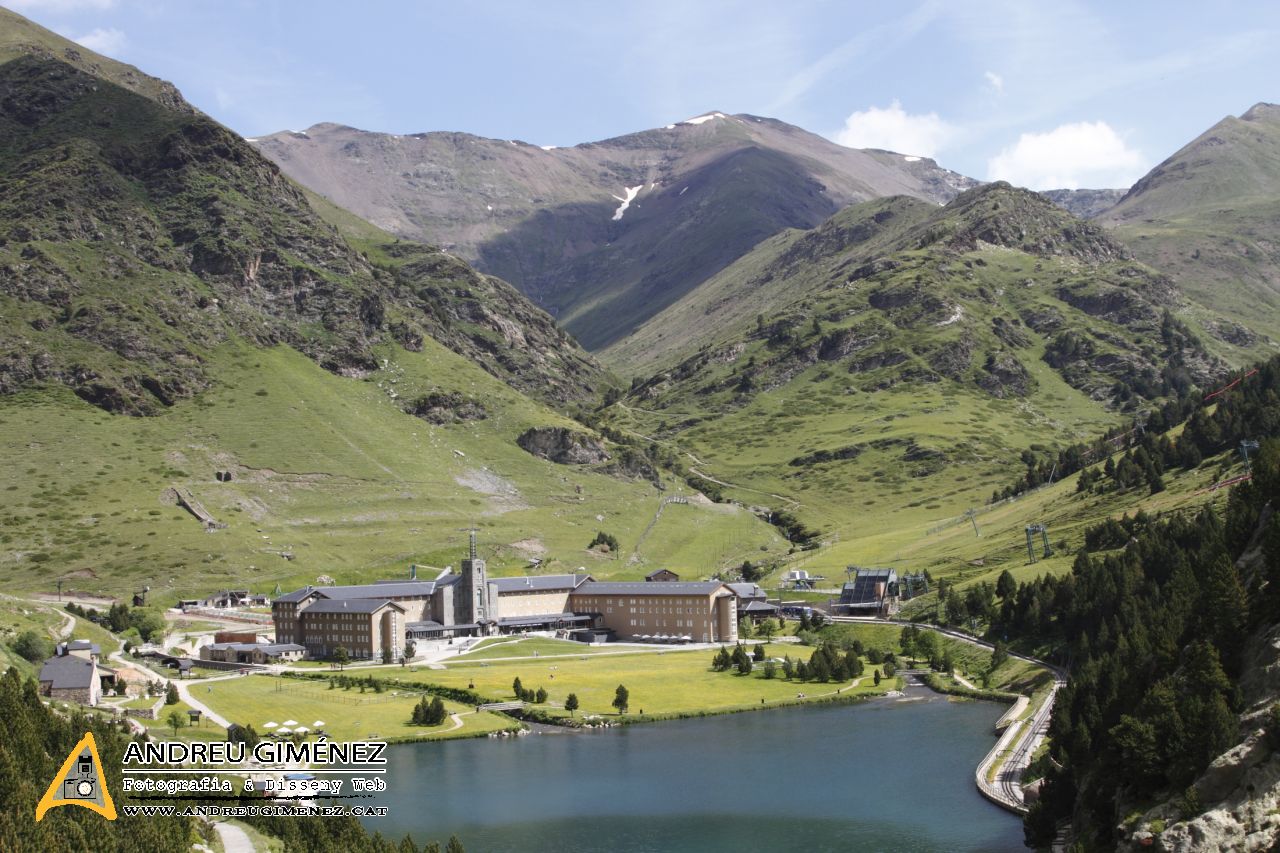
<box><xmin>459</xmin><ymin>529</ymin><xmax>488</xmax><ymax>625</ymax></box>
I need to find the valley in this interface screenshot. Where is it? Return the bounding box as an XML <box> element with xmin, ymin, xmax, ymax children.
<box><xmin>2</xmin><ymin>5</ymin><xmax>1280</xmax><ymax>852</ymax></box>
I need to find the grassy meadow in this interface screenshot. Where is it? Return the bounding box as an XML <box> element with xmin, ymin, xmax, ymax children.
<box><xmin>398</xmin><ymin>641</ymin><xmax>895</xmax><ymax>720</ymax></box>
<box><xmin>0</xmin><ymin>339</ymin><xmax>783</xmax><ymax>601</ymax></box>
<box><xmin>198</xmin><ymin>673</ymin><xmax>515</xmax><ymax>742</ymax></box>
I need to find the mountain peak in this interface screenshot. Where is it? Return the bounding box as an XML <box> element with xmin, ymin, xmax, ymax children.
<box><xmin>935</xmin><ymin>181</ymin><xmax>1129</xmax><ymax>262</ymax></box>
<box><xmin>0</xmin><ymin>7</ymin><xmax>191</xmax><ymax>113</ymax></box>
<box><xmin>1241</xmin><ymin>102</ymin><xmax>1280</xmax><ymax>123</ymax></box>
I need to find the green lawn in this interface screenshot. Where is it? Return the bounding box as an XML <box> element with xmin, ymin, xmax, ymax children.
<box><xmin>199</xmin><ymin>674</ymin><xmax>514</xmax><ymax>742</ymax></box>
<box><xmin>400</xmin><ymin>643</ymin><xmax>894</xmax><ymax>719</ymax></box>
<box><xmin>452</xmin><ymin>636</ymin><xmax>633</xmax><ymax>661</ymax></box>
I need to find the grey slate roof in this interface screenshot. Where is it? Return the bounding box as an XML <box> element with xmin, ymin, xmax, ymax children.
<box><xmin>208</xmin><ymin>642</ymin><xmax>304</xmax><ymax>654</ymax></box>
<box><xmin>278</xmin><ymin>581</ymin><xmax>438</xmax><ymax>604</ymax></box>
<box><xmin>59</xmin><ymin>640</ymin><xmax>101</xmax><ymax>655</ymax></box>
<box><xmin>741</xmin><ymin>600</ymin><xmax>779</xmax><ymax>612</ymax></box>
<box><xmin>39</xmin><ymin>655</ymin><xmax>96</xmax><ymax>690</ymax></box>
<box><xmin>318</xmin><ymin>581</ymin><xmax>437</xmax><ymax>599</ymax></box>
<box><xmin>727</xmin><ymin>583</ymin><xmax>766</xmax><ymax>599</ymax></box>
<box><xmin>489</xmin><ymin>574</ymin><xmax>592</xmax><ymax>593</ymax></box>
<box><xmin>303</xmin><ymin>598</ymin><xmax>405</xmax><ymax>614</ymax></box>
<box><xmin>574</xmin><ymin>581</ymin><xmax>729</xmax><ymax>596</ymax></box>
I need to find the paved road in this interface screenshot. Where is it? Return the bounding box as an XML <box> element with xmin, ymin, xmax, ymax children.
<box><xmin>831</xmin><ymin>616</ymin><xmax>1066</xmax><ymax>814</ymax></box>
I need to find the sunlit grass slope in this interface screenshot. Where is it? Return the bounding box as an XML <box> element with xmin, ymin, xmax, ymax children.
<box><xmin>0</xmin><ymin>338</ymin><xmax>783</xmax><ymax>601</ymax></box>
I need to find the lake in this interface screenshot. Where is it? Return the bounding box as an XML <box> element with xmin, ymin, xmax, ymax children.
<box><xmin>361</xmin><ymin>687</ymin><xmax>1025</xmax><ymax>852</ymax></box>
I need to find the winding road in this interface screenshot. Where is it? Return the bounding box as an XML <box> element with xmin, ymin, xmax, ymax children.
<box><xmin>832</xmin><ymin>616</ymin><xmax>1065</xmax><ymax>815</ymax></box>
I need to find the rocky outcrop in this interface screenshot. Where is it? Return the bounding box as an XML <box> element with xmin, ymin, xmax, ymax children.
<box><xmin>977</xmin><ymin>351</ymin><xmax>1031</xmax><ymax>398</ymax></box>
<box><xmin>516</xmin><ymin>427</ymin><xmax>610</xmax><ymax>465</ymax></box>
<box><xmin>405</xmin><ymin>391</ymin><xmax>488</xmax><ymax>425</ymax></box>
<box><xmin>1125</xmin><ymin>563</ymin><xmax>1280</xmax><ymax>852</ymax></box>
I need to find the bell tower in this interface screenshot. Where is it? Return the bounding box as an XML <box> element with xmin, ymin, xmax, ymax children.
<box><xmin>460</xmin><ymin>528</ymin><xmax>487</xmax><ymax>625</ymax></box>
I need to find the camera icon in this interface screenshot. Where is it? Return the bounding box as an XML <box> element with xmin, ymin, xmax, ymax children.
<box><xmin>63</xmin><ymin>777</ymin><xmax>95</xmax><ymax>799</ymax></box>
<box><xmin>61</xmin><ymin>754</ymin><xmax>96</xmax><ymax>800</ymax></box>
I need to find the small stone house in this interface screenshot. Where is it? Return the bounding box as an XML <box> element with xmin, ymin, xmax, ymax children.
<box><xmin>39</xmin><ymin>655</ymin><xmax>101</xmax><ymax>705</ymax></box>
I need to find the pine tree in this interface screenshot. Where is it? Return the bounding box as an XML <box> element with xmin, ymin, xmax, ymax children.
<box><xmin>612</xmin><ymin>684</ymin><xmax>629</xmax><ymax>714</ymax></box>
<box><xmin>512</xmin><ymin>676</ymin><xmax>523</xmax><ymax>698</ymax></box>
<box><xmin>445</xmin><ymin>835</ymin><xmax>465</xmax><ymax>853</ymax></box>
<box><xmin>165</xmin><ymin>681</ymin><xmax>179</xmax><ymax>704</ymax></box>
<box><xmin>811</xmin><ymin>654</ymin><xmax>831</xmax><ymax>683</ymax></box>
<box><xmin>845</xmin><ymin>651</ymin><xmax>864</xmax><ymax>677</ymax></box>
<box><xmin>565</xmin><ymin>693</ymin><xmax>579</xmax><ymax>717</ymax></box>
<box><xmin>752</xmin><ymin>644</ymin><xmax>766</xmax><ymax>662</ymax></box>
<box><xmin>1203</xmin><ymin>556</ymin><xmax>1249</xmax><ymax>663</ymax></box>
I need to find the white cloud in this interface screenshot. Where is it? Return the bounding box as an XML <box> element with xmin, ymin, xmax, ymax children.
<box><xmin>984</xmin><ymin>70</ymin><xmax>1004</xmax><ymax>94</ymax></box>
<box><xmin>987</xmin><ymin>121</ymin><xmax>1145</xmax><ymax>190</ymax></box>
<box><xmin>71</xmin><ymin>27</ymin><xmax>126</xmax><ymax>56</ymax></box>
<box><xmin>834</xmin><ymin>100</ymin><xmax>955</xmax><ymax>158</ymax></box>
<box><xmin>8</xmin><ymin>0</ymin><xmax>115</xmax><ymax>11</ymax></box>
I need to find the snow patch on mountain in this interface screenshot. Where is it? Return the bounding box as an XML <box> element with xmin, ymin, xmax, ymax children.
<box><xmin>611</xmin><ymin>185</ymin><xmax>642</xmax><ymax>221</ymax></box>
<box><xmin>681</xmin><ymin>112</ymin><xmax>727</xmax><ymax>126</ymax></box>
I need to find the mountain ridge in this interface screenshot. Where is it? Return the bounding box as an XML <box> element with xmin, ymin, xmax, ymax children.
<box><xmin>250</xmin><ymin>111</ymin><xmax>979</xmax><ymax>349</ymax></box>
<box><xmin>1099</xmin><ymin>101</ymin><xmax>1280</xmax><ymax>358</ymax></box>
<box><xmin>0</xmin><ymin>46</ymin><xmax>606</xmax><ymax>413</ymax></box>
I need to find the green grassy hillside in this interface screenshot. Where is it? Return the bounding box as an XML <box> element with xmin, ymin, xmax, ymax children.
<box><xmin>600</xmin><ymin>184</ymin><xmax>1231</xmax><ymax>582</ymax></box>
<box><xmin>0</xmin><ymin>338</ymin><xmax>782</xmax><ymax>601</ymax></box>
<box><xmin>1104</xmin><ymin>103</ymin><xmax>1280</xmax><ymax>358</ymax></box>
<box><xmin>0</xmin><ymin>46</ymin><xmax>606</xmax><ymax>414</ymax></box>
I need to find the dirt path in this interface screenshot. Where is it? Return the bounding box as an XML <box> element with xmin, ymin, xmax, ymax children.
<box><xmin>214</xmin><ymin>821</ymin><xmax>256</xmax><ymax>853</ymax></box>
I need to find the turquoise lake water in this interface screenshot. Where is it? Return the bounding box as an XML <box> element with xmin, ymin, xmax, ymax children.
<box><xmin>360</xmin><ymin>688</ymin><xmax>1025</xmax><ymax>852</ymax></box>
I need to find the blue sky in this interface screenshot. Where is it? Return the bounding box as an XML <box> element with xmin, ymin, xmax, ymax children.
<box><xmin>9</xmin><ymin>0</ymin><xmax>1279</xmax><ymax>189</ymax></box>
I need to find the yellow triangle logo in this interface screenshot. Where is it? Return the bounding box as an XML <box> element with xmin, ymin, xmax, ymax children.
<box><xmin>35</xmin><ymin>731</ymin><xmax>117</xmax><ymax>822</ymax></box>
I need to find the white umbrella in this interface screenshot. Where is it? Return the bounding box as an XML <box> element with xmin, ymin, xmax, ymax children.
<box><xmin>282</xmin><ymin>719</ymin><xmax>298</xmax><ymax>726</ymax></box>
<box><xmin>263</xmin><ymin>722</ymin><xmax>278</xmax><ymax>729</ymax></box>
<box><xmin>312</xmin><ymin>720</ymin><xmax>325</xmax><ymax>727</ymax></box>
<box><xmin>276</xmin><ymin>726</ymin><xmax>292</xmax><ymax>734</ymax></box>
<box><xmin>294</xmin><ymin>726</ymin><xmax>309</xmax><ymax>734</ymax></box>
